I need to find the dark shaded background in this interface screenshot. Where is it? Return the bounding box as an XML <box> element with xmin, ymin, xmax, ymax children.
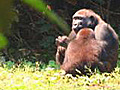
<box><xmin>3</xmin><ymin>0</ymin><xmax>120</xmax><ymax>64</ymax></box>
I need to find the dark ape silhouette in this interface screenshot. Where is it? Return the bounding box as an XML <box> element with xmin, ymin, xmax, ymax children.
<box><xmin>56</xmin><ymin>9</ymin><xmax>118</xmax><ymax>73</ymax></box>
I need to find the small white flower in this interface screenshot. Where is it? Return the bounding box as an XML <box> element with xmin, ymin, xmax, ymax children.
<box><xmin>50</xmin><ymin>77</ymin><xmax>57</xmax><ymax>81</ymax></box>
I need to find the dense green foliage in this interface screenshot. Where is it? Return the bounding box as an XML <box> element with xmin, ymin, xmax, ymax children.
<box><xmin>3</xmin><ymin>0</ymin><xmax>119</xmax><ymax>64</ymax></box>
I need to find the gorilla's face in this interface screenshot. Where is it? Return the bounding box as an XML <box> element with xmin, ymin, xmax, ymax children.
<box><xmin>72</xmin><ymin>10</ymin><xmax>98</xmax><ymax>33</ymax></box>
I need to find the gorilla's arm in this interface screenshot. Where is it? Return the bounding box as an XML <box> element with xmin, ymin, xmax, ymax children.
<box><xmin>95</xmin><ymin>23</ymin><xmax>119</xmax><ymax>71</ymax></box>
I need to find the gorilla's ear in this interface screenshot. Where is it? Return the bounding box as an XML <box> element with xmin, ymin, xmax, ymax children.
<box><xmin>89</xmin><ymin>16</ymin><xmax>98</xmax><ymax>29</ymax></box>
<box><xmin>90</xmin><ymin>16</ymin><xmax>95</xmax><ymax>21</ymax></box>
<box><xmin>90</xmin><ymin>16</ymin><xmax>98</xmax><ymax>25</ymax></box>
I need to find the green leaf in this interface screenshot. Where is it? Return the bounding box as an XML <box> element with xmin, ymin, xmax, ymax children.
<box><xmin>0</xmin><ymin>33</ymin><xmax>8</xmax><ymax>49</ymax></box>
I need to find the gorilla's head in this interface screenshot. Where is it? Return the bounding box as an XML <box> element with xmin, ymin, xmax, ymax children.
<box><xmin>72</xmin><ymin>9</ymin><xmax>99</xmax><ymax>33</ymax></box>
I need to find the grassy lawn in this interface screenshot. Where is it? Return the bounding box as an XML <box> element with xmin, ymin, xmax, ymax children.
<box><xmin>0</xmin><ymin>61</ymin><xmax>120</xmax><ymax>90</ymax></box>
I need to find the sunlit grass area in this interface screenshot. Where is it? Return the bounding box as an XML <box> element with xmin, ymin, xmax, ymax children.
<box><xmin>0</xmin><ymin>61</ymin><xmax>120</xmax><ymax>90</ymax></box>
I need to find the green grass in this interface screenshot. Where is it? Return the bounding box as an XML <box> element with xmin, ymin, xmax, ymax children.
<box><xmin>0</xmin><ymin>61</ymin><xmax>120</xmax><ymax>90</ymax></box>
